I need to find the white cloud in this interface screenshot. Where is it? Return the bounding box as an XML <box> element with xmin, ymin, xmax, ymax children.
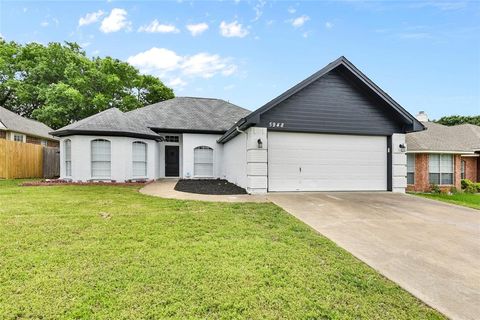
<box><xmin>291</xmin><ymin>15</ymin><xmax>309</xmax><ymax>28</ymax></box>
<box><xmin>253</xmin><ymin>0</ymin><xmax>266</xmax><ymax>21</ymax></box>
<box><xmin>127</xmin><ymin>47</ymin><xmax>237</xmax><ymax>81</ymax></box>
<box><xmin>186</xmin><ymin>22</ymin><xmax>209</xmax><ymax>36</ymax></box>
<box><xmin>0</xmin><ymin>33</ymin><xmax>3</xmax><ymax>39</ymax></box>
<box><xmin>398</xmin><ymin>32</ymin><xmax>430</xmax><ymax>39</ymax></box>
<box><xmin>219</xmin><ymin>20</ymin><xmax>249</xmax><ymax>38</ymax></box>
<box><xmin>168</xmin><ymin>77</ymin><xmax>187</xmax><ymax>87</ymax></box>
<box><xmin>40</xmin><ymin>21</ymin><xmax>49</xmax><ymax>27</ymax></box>
<box><xmin>100</xmin><ymin>8</ymin><xmax>130</xmax><ymax>33</ymax></box>
<box><xmin>288</xmin><ymin>7</ymin><xmax>296</xmax><ymax>14</ymax></box>
<box><xmin>325</xmin><ymin>21</ymin><xmax>333</xmax><ymax>29</ymax></box>
<box><xmin>79</xmin><ymin>10</ymin><xmax>104</xmax><ymax>27</ymax></box>
<box><xmin>138</xmin><ymin>20</ymin><xmax>180</xmax><ymax>33</ymax></box>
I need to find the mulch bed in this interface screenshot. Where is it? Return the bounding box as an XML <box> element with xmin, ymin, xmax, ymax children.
<box><xmin>21</xmin><ymin>179</ymin><xmax>153</xmax><ymax>187</ymax></box>
<box><xmin>174</xmin><ymin>179</ymin><xmax>247</xmax><ymax>195</ymax></box>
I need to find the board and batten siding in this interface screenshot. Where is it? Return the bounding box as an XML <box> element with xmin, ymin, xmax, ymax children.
<box><xmin>259</xmin><ymin>68</ymin><xmax>404</xmax><ymax>135</ymax></box>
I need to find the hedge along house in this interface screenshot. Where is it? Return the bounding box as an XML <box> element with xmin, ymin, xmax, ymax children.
<box><xmin>406</xmin><ymin>114</ymin><xmax>480</xmax><ymax>192</ymax></box>
<box><xmin>52</xmin><ymin>56</ymin><xmax>424</xmax><ymax>193</ymax></box>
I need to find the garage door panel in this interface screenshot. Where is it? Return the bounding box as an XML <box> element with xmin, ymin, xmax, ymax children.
<box><xmin>268</xmin><ymin>132</ymin><xmax>387</xmax><ymax>191</ymax></box>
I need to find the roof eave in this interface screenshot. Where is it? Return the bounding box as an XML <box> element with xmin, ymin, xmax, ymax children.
<box><xmin>50</xmin><ymin>129</ymin><xmax>161</xmax><ymax>141</ymax></box>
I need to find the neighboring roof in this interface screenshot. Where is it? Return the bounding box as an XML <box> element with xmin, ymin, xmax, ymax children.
<box><xmin>218</xmin><ymin>56</ymin><xmax>424</xmax><ymax>143</ymax></box>
<box><xmin>406</xmin><ymin>122</ymin><xmax>480</xmax><ymax>153</ymax></box>
<box><xmin>51</xmin><ymin>108</ymin><xmax>160</xmax><ymax>140</ymax></box>
<box><xmin>0</xmin><ymin>106</ymin><xmax>58</xmax><ymax>140</ymax></box>
<box><xmin>126</xmin><ymin>97</ymin><xmax>251</xmax><ymax>133</ymax></box>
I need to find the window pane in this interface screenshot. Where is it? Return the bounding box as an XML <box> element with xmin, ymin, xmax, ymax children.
<box><xmin>407</xmin><ymin>154</ymin><xmax>415</xmax><ymax>173</ymax></box>
<box><xmin>194</xmin><ymin>147</ymin><xmax>213</xmax><ymax>176</ymax></box>
<box><xmin>91</xmin><ymin>140</ymin><xmax>111</xmax><ymax>178</ymax></box>
<box><xmin>194</xmin><ymin>163</ymin><xmax>213</xmax><ymax>177</ymax></box>
<box><xmin>440</xmin><ymin>154</ymin><xmax>453</xmax><ymax>173</ymax></box>
<box><xmin>65</xmin><ymin>140</ymin><xmax>71</xmax><ymax>161</ymax></box>
<box><xmin>133</xmin><ymin>162</ymin><xmax>146</xmax><ymax>177</ymax></box>
<box><xmin>429</xmin><ymin>173</ymin><xmax>440</xmax><ymax>185</ymax></box>
<box><xmin>407</xmin><ymin>172</ymin><xmax>414</xmax><ymax>185</ymax></box>
<box><xmin>65</xmin><ymin>161</ymin><xmax>72</xmax><ymax>176</ymax></box>
<box><xmin>441</xmin><ymin>173</ymin><xmax>453</xmax><ymax>185</ymax></box>
<box><xmin>429</xmin><ymin>154</ymin><xmax>440</xmax><ymax>173</ymax></box>
<box><xmin>92</xmin><ymin>161</ymin><xmax>111</xmax><ymax>177</ymax></box>
<box><xmin>133</xmin><ymin>142</ymin><xmax>147</xmax><ymax>161</ymax></box>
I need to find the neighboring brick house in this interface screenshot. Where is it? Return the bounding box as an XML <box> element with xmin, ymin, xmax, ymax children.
<box><xmin>0</xmin><ymin>106</ymin><xmax>59</xmax><ymax>147</ymax></box>
<box><xmin>406</xmin><ymin>112</ymin><xmax>480</xmax><ymax>192</ymax></box>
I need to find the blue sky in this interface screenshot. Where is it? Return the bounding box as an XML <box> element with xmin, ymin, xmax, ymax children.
<box><xmin>1</xmin><ymin>0</ymin><xmax>479</xmax><ymax>119</ymax></box>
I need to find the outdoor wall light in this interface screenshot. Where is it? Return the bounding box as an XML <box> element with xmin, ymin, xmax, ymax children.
<box><xmin>257</xmin><ymin>138</ymin><xmax>263</xmax><ymax>149</ymax></box>
<box><xmin>399</xmin><ymin>143</ymin><xmax>406</xmax><ymax>152</ymax></box>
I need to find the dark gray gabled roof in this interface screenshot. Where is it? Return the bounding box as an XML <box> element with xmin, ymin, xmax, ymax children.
<box><xmin>407</xmin><ymin>122</ymin><xmax>480</xmax><ymax>153</ymax></box>
<box><xmin>126</xmin><ymin>97</ymin><xmax>251</xmax><ymax>133</ymax></box>
<box><xmin>0</xmin><ymin>106</ymin><xmax>58</xmax><ymax>140</ymax></box>
<box><xmin>51</xmin><ymin>108</ymin><xmax>160</xmax><ymax>140</ymax></box>
<box><xmin>218</xmin><ymin>56</ymin><xmax>425</xmax><ymax>143</ymax></box>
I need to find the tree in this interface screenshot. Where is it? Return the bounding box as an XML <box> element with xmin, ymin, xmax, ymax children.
<box><xmin>435</xmin><ymin>115</ymin><xmax>480</xmax><ymax>126</ymax></box>
<box><xmin>0</xmin><ymin>40</ymin><xmax>174</xmax><ymax>129</ymax></box>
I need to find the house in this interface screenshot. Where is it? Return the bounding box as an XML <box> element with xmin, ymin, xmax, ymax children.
<box><xmin>51</xmin><ymin>56</ymin><xmax>423</xmax><ymax>193</ymax></box>
<box><xmin>0</xmin><ymin>106</ymin><xmax>59</xmax><ymax>147</ymax></box>
<box><xmin>406</xmin><ymin>112</ymin><xmax>480</xmax><ymax>192</ymax></box>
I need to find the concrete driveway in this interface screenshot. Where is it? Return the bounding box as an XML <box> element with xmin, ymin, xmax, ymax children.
<box><xmin>267</xmin><ymin>192</ymin><xmax>480</xmax><ymax>320</ymax></box>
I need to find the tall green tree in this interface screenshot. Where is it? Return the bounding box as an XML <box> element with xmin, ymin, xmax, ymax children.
<box><xmin>435</xmin><ymin>115</ymin><xmax>480</xmax><ymax>126</ymax></box>
<box><xmin>0</xmin><ymin>40</ymin><xmax>174</xmax><ymax>129</ymax></box>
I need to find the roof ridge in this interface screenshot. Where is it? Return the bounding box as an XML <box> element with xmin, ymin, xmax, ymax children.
<box><xmin>0</xmin><ymin>106</ymin><xmax>52</xmax><ymax>128</ymax></box>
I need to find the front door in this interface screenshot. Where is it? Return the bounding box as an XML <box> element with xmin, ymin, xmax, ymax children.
<box><xmin>165</xmin><ymin>146</ymin><xmax>179</xmax><ymax>177</ymax></box>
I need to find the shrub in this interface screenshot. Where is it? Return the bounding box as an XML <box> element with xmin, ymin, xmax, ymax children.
<box><xmin>449</xmin><ymin>186</ymin><xmax>458</xmax><ymax>194</ymax></box>
<box><xmin>430</xmin><ymin>184</ymin><xmax>441</xmax><ymax>194</ymax></box>
<box><xmin>461</xmin><ymin>179</ymin><xmax>473</xmax><ymax>189</ymax></box>
<box><xmin>465</xmin><ymin>184</ymin><xmax>477</xmax><ymax>194</ymax></box>
<box><xmin>475</xmin><ymin>183</ymin><xmax>480</xmax><ymax>193</ymax></box>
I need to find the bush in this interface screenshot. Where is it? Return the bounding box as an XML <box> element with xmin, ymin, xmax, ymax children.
<box><xmin>430</xmin><ymin>184</ymin><xmax>441</xmax><ymax>194</ymax></box>
<box><xmin>475</xmin><ymin>183</ymin><xmax>480</xmax><ymax>193</ymax></box>
<box><xmin>465</xmin><ymin>184</ymin><xmax>477</xmax><ymax>194</ymax></box>
<box><xmin>449</xmin><ymin>187</ymin><xmax>458</xmax><ymax>194</ymax></box>
<box><xmin>461</xmin><ymin>179</ymin><xmax>473</xmax><ymax>189</ymax></box>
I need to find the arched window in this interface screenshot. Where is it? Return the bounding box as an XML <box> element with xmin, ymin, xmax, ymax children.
<box><xmin>194</xmin><ymin>146</ymin><xmax>213</xmax><ymax>177</ymax></box>
<box><xmin>64</xmin><ymin>139</ymin><xmax>72</xmax><ymax>177</ymax></box>
<box><xmin>91</xmin><ymin>139</ymin><xmax>111</xmax><ymax>178</ymax></box>
<box><xmin>132</xmin><ymin>141</ymin><xmax>147</xmax><ymax>177</ymax></box>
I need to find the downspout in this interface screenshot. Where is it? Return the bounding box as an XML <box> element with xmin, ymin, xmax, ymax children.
<box><xmin>235</xmin><ymin>127</ymin><xmax>246</xmax><ymax>135</ymax></box>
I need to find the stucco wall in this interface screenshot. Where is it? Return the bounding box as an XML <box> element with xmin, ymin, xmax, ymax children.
<box><xmin>59</xmin><ymin>135</ymin><xmax>158</xmax><ymax>182</ymax></box>
<box><xmin>222</xmin><ymin>132</ymin><xmax>247</xmax><ymax>188</ymax></box>
<box><xmin>182</xmin><ymin>133</ymin><xmax>223</xmax><ymax>178</ymax></box>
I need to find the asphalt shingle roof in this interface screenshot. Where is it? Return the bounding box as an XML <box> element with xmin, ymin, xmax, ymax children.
<box><xmin>126</xmin><ymin>97</ymin><xmax>251</xmax><ymax>132</ymax></box>
<box><xmin>51</xmin><ymin>108</ymin><xmax>160</xmax><ymax>139</ymax></box>
<box><xmin>0</xmin><ymin>106</ymin><xmax>58</xmax><ymax>140</ymax></box>
<box><xmin>406</xmin><ymin>122</ymin><xmax>480</xmax><ymax>153</ymax></box>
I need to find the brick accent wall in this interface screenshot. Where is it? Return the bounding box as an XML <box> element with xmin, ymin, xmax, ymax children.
<box><xmin>407</xmin><ymin>153</ymin><xmax>463</xmax><ymax>192</ymax></box>
<box><xmin>0</xmin><ymin>131</ymin><xmax>6</xmax><ymax>139</ymax></box>
<box><xmin>461</xmin><ymin>156</ymin><xmax>478</xmax><ymax>182</ymax></box>
<box><xmin>26</xmin><ymin>135</ymin><xmax>41</xmax><ymax>145</ymax></box>
<box><xmin>47</xmin><ymin>140</ymin><xmax>59</xmax><ymax>148</ymax></box>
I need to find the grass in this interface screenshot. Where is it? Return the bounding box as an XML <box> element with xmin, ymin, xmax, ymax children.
<box><xmin>0</xmin><ymin>180</ymin><xmax>444</xmax><ymax>319</ymax></box>
<box><xmin>413</xmin><ymin>192</ymin><xmax>480</xmax><ymax>210</ymax></box>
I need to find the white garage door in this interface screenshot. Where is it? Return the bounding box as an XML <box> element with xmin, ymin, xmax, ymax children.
<box><xmin>268</xmin><ymin>132</ymin><xmax>387</xmax><ymax>191</ymax></box>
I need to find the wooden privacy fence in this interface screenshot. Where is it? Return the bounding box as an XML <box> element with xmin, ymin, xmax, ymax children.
<box><xmin>0</xmin><ymin>140</ymin><xmax>59</xmax><ymax>179</ymax></box>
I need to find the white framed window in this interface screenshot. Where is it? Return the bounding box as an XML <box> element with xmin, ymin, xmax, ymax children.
<box><xmin>429</xmin><ymin>154</ymin><xmax>453</xmax><ymax>185</ymax></box>
<box><xmin>407</xmin><ymin>154</ymin><xmax>415</xmax><ymax>185</ymax></box>
<box><xmin>41</xmin><ymin>140</ymin><xmax>48</xmax><ymax>147</ymax></box>
<box><xmin>194</xmin><ymin>146</ymin><xmax>213</xmax><ymax>177</ymax></box>
<box><xmin>12</xmin><ymin>133</ymin><xmax>25</xmax><ymax>142</ymax></box>
<box><xmin>64</xmin><ymin>139</ymin><xmax>72</xmax><ymax>177</ymax></box>
<box><xmin>132</xmin><ymin>141</ymin><xmax>147</xmax><ymax>177</ymax></box>
<box><xmin>461</xmin><ymin>160</ymin><xmax>466</xmax><ymax>180</ymax></box>
<box><xmin>91</xmin><ymin>139</ymin><xmax>111</xmax><ymax>178</ymax></box>
<box><xmin>164</xmin><ymin>135</ymin><xmax>179</xmax><ymax>143</ymax></box>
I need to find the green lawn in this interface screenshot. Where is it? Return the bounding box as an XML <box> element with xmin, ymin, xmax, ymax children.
<box><xmin>413</xmin><ymin>192</ymin><xmax>480</xmax><ymax>210</ymax></box>
<box><xmin>0</xmin><ymin>180</ymin><xmax>444</xmax><ymax>319</ymax></box>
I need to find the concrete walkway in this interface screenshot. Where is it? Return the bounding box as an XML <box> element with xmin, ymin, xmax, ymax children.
<box><xmin>268</xmin><ymin>192</ymin><xmax>480</xmax><ymax>320</ymax></box>
<box><xmin>140</xmin><ymin>179</ymin><xmax>269</xmax><ymax>203</ymax></box>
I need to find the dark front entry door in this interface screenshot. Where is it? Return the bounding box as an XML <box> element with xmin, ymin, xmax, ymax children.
<box><xmin>165</xmin><ymin>146</ymin><xmax>179</xmax><ymax>177</ymax></box>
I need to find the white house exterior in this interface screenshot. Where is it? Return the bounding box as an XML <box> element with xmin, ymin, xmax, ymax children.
<box><xmin>52</xmin><ymin>57</ymin><xmax>424</xmax><ymax>194</ymax></box>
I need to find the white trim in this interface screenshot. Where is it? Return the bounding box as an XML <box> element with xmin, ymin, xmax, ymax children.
<box><xmin>460</xmin><ymin>154</ymin><xmax>479</xmax><ymax>157</ymax></box>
